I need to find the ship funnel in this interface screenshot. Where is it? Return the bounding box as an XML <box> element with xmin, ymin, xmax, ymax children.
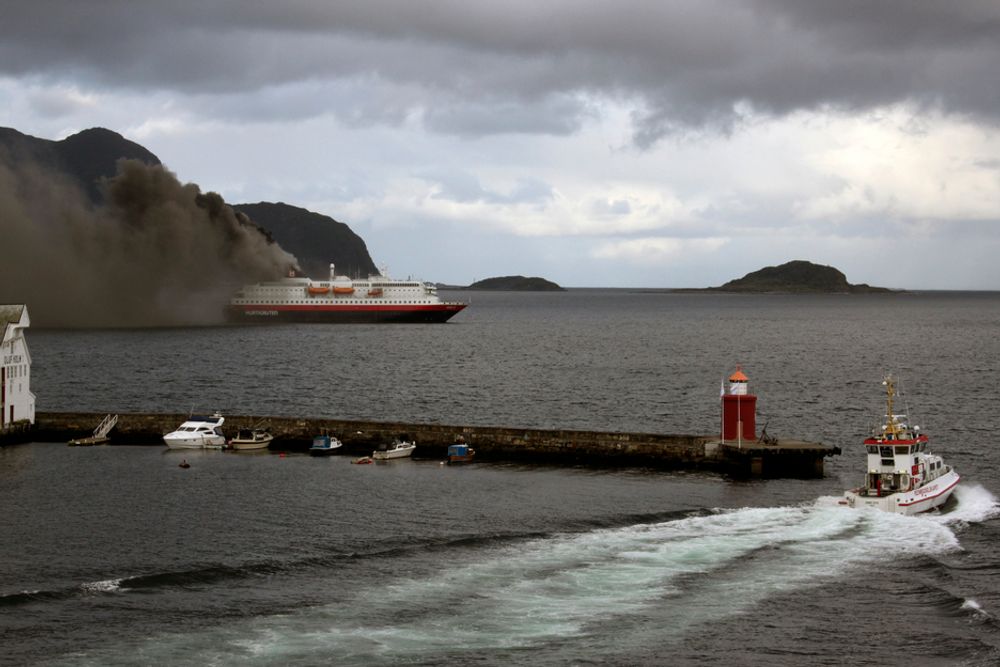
<box><xmin>330</xmin><ymin>263</ymin><xmax>336</xmax><ymax>280</ymax></box>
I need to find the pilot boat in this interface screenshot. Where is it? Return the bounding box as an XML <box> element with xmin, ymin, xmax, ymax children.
<box><xmin>841</xmin><ymin>376</ymin><xmax>959</xmax><ymax>515</ymax></box>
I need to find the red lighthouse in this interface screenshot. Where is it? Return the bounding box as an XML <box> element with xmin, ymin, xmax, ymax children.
<box><xmin>721</xmin><ymin>366</ymin><xmax>756</xmax><ymax>442</ymax></box>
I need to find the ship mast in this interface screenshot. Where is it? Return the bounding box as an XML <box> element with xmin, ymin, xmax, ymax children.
<box><xmin>883</xmin><ymin>376</ymin><xmax>903</xmax><ymax>439</ymax></box>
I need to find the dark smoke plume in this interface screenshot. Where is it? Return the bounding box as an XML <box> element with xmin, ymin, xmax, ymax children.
<box><xmin>0</xmin><ymin>155</ymin><xmax>297</xmax><ymax>327</ymax></box>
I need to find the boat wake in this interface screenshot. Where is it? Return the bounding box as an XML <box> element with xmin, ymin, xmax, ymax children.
<box><xmin>928</xmin><ymin>483</ymin><xmax>1000</xmax><ymax>526</ymax></box>
<box><xmin>51</xmin><ymin>489</ymin><xmax>999</xmax><ymax>666</ymax></box>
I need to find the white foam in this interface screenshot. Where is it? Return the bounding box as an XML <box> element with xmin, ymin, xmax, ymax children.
<box><xmin>222</xmin><ymin>505</ymin><xmax>960</xmax><ymax>656</ymax></box>
<box><xmin>64</xmin><ymin>493</ymin><xmax>999</xmax><ymax>664</ymax></box>
<box><xmin>931</xmin><ymin>483</ymin><xmax>1000</xmax><ymax>526</ymax></box>
<box><xmin>79</xmin><ymin>578</ymin><xmax>122</xmax><ymax>594</ymax></box>
<box><xmin>960</xmin><ymin>598</ymin><xmax>993</xmax><ymax>621</ymax></box>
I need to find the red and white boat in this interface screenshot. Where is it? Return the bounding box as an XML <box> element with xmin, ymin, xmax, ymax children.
<box><xmin>227</xmin><ymin>264</ymin><xmax>467</xmax><ymax>324</ymax></box>
<box><xmin>841</xmin><ymin>376</ymin><xmax>959</xmax><ymax>515</ymax></box>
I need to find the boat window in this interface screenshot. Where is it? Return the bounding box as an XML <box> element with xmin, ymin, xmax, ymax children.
<box><xmin>880</xmin><ymin>459</ymin><xmax>894</xmax><ymax>467</ymax></box>
<box><xmin>879</xmin><ymin>446</ymin><xmax>893</xmax><ymax>458</ymax></box>
<box><xmin>894</xmin><ymin>446</ymin><xmax>910</xmax><ymax>455</ymax></box>
<box><xmin>866</xmin><ymin>445</ymin><xmax>878</xmax><ymax>454</ymax></box>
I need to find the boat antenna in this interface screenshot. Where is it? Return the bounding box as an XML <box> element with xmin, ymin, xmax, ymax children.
<box><xmin>897</xmin><ymin>374</ymin><xmax>918</xmax><ymax>431</ymax></box>
<box><xmin>882</xmin><ymin>374</ymin><xmax>902</xmax><ymax>439</ymax></box>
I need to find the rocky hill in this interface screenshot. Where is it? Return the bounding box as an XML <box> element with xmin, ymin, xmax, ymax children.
<box><xmin>232</xmin><ymin>202</ymin><xmax>377</xmax><ymax>279</ymax></box>
<box><xmin>468</xmin><ymin>276</ymin><xmax>564</xmax><ymax>291</ymax></box>
<box><xmin>712</xmin><ymin>260</ymin><xmax>890</xmax><ymax>293</ymax></box>
<box><xmin>0</xmin><ymin>126</ymin><xmax>160</xmax><ymax>201</ymax></box>
<box><xmin>0</xmin><ymin>127</ymin><xmax>377</xmax><ymax>279</ymax></box>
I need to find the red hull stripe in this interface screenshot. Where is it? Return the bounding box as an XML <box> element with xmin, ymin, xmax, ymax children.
<box><xmin>232</xmin><ymin>304</ymin><xmax>465</xmax><ymax>313</ymax></box>
<box><xmin>897</xmin><ymin>476</ymin><xmax>961</xmax><ymax>507</ymax></box>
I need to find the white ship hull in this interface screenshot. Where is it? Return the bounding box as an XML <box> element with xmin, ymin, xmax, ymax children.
<box><xmin>231</xmin><ymin>437</ymin><xmax>273</xmax><ymax>451</ymax></box>
<box><xmin>842</xmin><ymin>469</ymin><xmax>960</xmax><ymax>515</ymax></box>
<box><xmin>163</xmin><ymin>434</ymin><xmax>227</xmax><ymax>449</ymax></box>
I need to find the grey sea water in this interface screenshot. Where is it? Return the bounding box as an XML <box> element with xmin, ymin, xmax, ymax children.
<box><xmin>2</xmin><ymin>290</ymin><xmax>999</xmax><ymax>665</ymax></box>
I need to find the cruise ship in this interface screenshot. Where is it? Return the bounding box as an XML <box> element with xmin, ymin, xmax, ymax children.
<box><xmin>226</xmin><ymin>264</ymin><xmax>467</xmax><ymax>323</ymax></box>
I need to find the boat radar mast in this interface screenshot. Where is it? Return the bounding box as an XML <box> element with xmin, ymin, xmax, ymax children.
<box><xmin>880</xmin><ymin>375</ymin><xmax>918</xmax><ymax>441</ymax></box>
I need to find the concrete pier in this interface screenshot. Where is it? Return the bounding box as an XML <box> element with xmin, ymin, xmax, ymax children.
<box><xmin>31</xmin><ymin>411</ymin><xmax>840</xmax><ymax>478</ymax></box>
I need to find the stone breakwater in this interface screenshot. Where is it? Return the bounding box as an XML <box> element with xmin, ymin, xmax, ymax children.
<box><xmin>33</xmin><ymin>412</ymin><xmax>839</xmax><ymax>478</ymax></box>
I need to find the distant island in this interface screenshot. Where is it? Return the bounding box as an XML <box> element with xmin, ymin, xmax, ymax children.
<box><xmin>708</xmin><ymin>260</ymin><xmax>891</xmax><ymax>293</ymax></box>
<box><xmin>467</xmin><ymin>276</ymin><xmax>565</xmax><ymax>291</ymax></box>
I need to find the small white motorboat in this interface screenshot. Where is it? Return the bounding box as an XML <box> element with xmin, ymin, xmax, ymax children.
<box><xmin>372</xmin><ymin>439</ymin><xmax>416</xmax><ymax>460</ymax></box>
<box><xmin>163</xmin><ymin>413</ymin><xmax>226</xmax><ymax>449</ymax></box>
<box><xmin>229</xmin><ymin>428</ymin><xmax>274</xmax><ymax>451</ymax></box>
<box><xmin>840</xmin><ymin>376</ymin><xmax>959</xmax><ymax>515</ymax></box>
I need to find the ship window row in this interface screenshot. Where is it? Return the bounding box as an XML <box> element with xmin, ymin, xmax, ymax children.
<box><xmin>866</xmin><ymin>443</ymin><xmax>926</xmax><ymax>455</ymax></box>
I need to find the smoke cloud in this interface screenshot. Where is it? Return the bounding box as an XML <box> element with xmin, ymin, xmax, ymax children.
<box><xmin>0</xmin><ymin>155</ymin><xmax>298</xmax><ymax>327</ymax></box>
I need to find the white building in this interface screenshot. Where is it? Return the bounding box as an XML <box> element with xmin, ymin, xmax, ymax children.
<box><xmin>1</xmin><ymin>304</ymin><xmax>35</xmax><ymax>430</ymax></box>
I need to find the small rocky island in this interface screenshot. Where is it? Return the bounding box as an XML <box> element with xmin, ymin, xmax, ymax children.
<box><xmin>710</xmin><ymin>260</ymin><xmax>891</xmax><ymax>293</ymax></box>
<box><xmin>467</xmin><ymin>276</ymin><xmax>565</xmax><ymax>291</ymax></box>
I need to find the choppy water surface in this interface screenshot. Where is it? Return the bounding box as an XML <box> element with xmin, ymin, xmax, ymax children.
<box><xmin>4</xmin><ymin>290</ymin><xmax>1000</xmax><ymax>665</ymax></box>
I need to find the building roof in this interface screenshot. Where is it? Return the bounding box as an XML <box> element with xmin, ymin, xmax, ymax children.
<box><xmin>1</xmin><ymin>304</ymin><xmax>27</xmax><ymax>344</ymax></box>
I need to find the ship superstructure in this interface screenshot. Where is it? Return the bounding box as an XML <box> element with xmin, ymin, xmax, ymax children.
<box><xmin>227</xmin><ymin>264</ymin><xmax>467</xmax><ymax>323</ymax></box>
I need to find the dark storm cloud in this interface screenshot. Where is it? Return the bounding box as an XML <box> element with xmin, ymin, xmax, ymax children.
<box><xmin>2</xmin><ymin>1</ymin><xmax>998</xmax><ymax>143</ymax></box>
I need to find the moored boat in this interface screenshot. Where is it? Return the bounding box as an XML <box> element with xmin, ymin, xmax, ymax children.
<box><xmin>841</xmin><ymin>376</ymin><xmax>959</xmax><ymax>515</ymax></box>
<box><xmin>163</xmin><ymin>413</ymin><xmax>226</xmax><ymax>449</ymax></box>
<box><xmin>229</xmin><ymin>428</ymin><xmax>274</xmax><ymax>450</ymax></box>
<box><xmin>310</xmin><ymin>434</ymin><xmax>343</xmax><ymax>456</ymax></box>
<box><xmin>447</xmin><ymin>438</ymin><xmax>475</xmax><ymax>464</ymax></box>
<box><xmin>372</xmin><ymin>439</ymin><xmax>416</xmax><ymax>460</ymax></box>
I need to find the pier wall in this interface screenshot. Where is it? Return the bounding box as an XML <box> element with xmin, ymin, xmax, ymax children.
<box><xmin>32</xmin><ymin>412</ymin><xmax>837</xmax><ymax>477</ymax></box>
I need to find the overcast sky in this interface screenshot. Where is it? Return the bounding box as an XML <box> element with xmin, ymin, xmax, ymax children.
<box><xmin>3</xmin><ymin>0</ymin><xmax>999</xmax><ymax>288</ymax></box>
